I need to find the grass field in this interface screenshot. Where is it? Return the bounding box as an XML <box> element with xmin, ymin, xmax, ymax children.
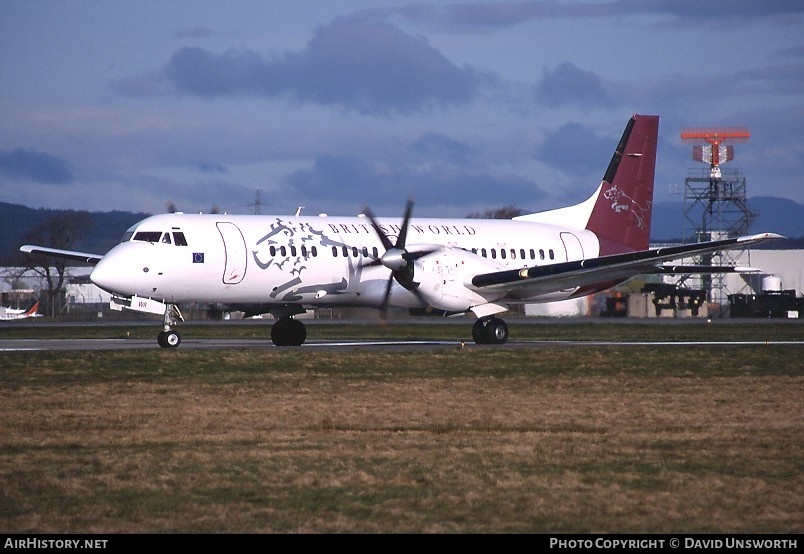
<box><xmin>0</xmin><ymin>321</ymin><xmax>802</xmax><ymax>533</ymax></box>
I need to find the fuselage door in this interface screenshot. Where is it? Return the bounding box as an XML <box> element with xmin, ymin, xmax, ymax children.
<box><xmin>559</xmin><ymin>232</ymin><xmax>584</xmax><ymax>293</ymax></box>
<box><xmin>560</xmin><ymin>232</ymin><xmax>584</xmax><ymax>262</ymax></box>
<box><xmin>216</xmin><ymin>222</ymin><xmax>247</xmax><ymax>284</ymax></box>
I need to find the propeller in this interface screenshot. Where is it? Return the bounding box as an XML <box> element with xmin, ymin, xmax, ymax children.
<box><xmin>360</xmin><ymin>198</ymin><xmax>436</xmax><ymax>318</ymax></box>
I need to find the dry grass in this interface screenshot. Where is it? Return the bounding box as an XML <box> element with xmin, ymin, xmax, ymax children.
<box><xmin>0</xmin><ymin>343</ymin><xmax>801</xmax><ymax>533</ymax></box>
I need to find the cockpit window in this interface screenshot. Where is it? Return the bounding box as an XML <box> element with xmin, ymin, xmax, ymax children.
<box><xmin>125</xmin><ymin>228</ymin><xmax>188</xmax><ymax>245</ymax></box>
<box><xmin>133</xmin><ymin>231</ymin><xmax>163</xmax><ymax>243</ymax></box>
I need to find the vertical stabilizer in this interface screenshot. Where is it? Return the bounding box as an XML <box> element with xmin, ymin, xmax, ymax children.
<box><xmin>23</xmin><ymin>301</ymin><xmax>39</xmax><ymax>317</ymax></box>
<box><xmin>585</xmin><ymin>114</ymin><xmax>659</xmax><ymax>255</ymax></box>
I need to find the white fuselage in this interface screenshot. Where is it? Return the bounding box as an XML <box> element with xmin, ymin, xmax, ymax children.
<box><xmin>90</xmin><ymin>213</ymin><xmax>602</xmax><ymax>311</ymax></box>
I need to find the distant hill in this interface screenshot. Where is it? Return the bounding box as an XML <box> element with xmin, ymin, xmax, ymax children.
<box><xmin>2</xmin><ymin>196</ymin><xmax>803</xmax><ymax>263</ymax></box>
<box><xmin>0</xmin><ymin>202</ymin><xmax>149</xmax><ymax>264</ymax></box>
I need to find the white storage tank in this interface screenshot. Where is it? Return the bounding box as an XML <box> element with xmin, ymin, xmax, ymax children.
<box><xmin>761</xmin><ymin>276</ymin><xmax>782</xmax><ymax>292</ymax></box>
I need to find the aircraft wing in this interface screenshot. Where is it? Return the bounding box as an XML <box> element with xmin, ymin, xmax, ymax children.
<box><xmin>646</xmin><ymin>265</ymin><xmax>763</xmax><ymax>274</ymax></box>
<box><xmin>19</xmin><ymin>245</ymin><xmax>103</xmax><ymax>265</ymax></box>
<box><xmin>470</xmin><ymin>233</ymin><xmax>784</xmax><ymax>297</ymax></box>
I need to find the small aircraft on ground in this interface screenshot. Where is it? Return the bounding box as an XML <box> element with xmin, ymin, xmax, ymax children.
<box><xmin>21</xmin><ymin>114</ymin><xmax>783</xmax><ymax>347</ymax></box>
<box><xmin>0</xmin><ymin>301</ymin><xmax>41</xmax><ymax>321</ymax></box>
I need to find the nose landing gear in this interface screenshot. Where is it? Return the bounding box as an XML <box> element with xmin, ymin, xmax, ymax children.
<box><xmin>157</xmin><ymin>303</ymin><xmax>184</xmax><ymax>348</ymax></box>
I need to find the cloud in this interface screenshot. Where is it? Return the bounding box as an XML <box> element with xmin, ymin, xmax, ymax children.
<box><xmin>534</xmin><ymin>122</ymin><xmax>614</xmax><ymax>173</ymax></box>
<box><xmin>174</xmin><ymin>26</ymin><xmax>217</xmax><ymax>39</ymax></box>
<box><xmin>535</xmin><ymin>62</ymin><xmax>612</xmax><ymax>108</ymax></box>
<box><xmin>118</xmin><ymin>17</ymin><xmax>483</xmax><ymax>115</ymax></box>
<box><xmin>194</xmin><ymin>162</ymin><xmax>229</xmax><ymax>174</ymax></box>
<box><xmin>411</xmin><ymin>133</ymin><xmax>474</xmax><ymax>165</ymax></box>
<box><xmin>284</xmin><ymin>153</ymin><xmax>537</xmax><ymax>210</ymax></box>
<box><xmin>365</xmin><ymin>1</ymin><xmax>804</xmax><ymax>30</ymax></box>
<box><xmin>0</xmin><ymin>148</ymin><xmax>74</xmax><ymax>184</ymax></box>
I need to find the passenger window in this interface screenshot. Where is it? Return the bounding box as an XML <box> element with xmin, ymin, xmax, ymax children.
<box><xmin>301</xmin><ymin>245</ymin><xmax>307</xmax><ymax>257</ymax></box>
<box><xmin>500</xmin><ymin>249</ymin><xmax>506</xmax><ymax>259</ymax></box>
<box><xmin>332</xmin><ymin>246</ymin><xmax>338</xmax><ymax>257</ymax></box>
<box><xmin>280</xmin><ymin>246</ymin><xmax>286</xmax><ymax>256</ymax></box>
<box><xmin>539</xmin><ymin>249</ymin><xmax>545</xmax><ymax>260</ymax></box>
<box><xmin>481</xmin><ymin>248</ymin><xmax>487</xmax><ymax>258</ymax></box>
<box><xmin>491</xmin><ymin>249</ymin><xmax>497</xmax><ymax>259</ymax></box>
<box><xmin>520</xmin><ymin>249</ymin><xmax>526</xmax><ymax>259</ymax></box>
<box><xmin>372</xmin><ymin>247</ymin><xmax>378</xmax><ymax>258</ymax></box>
<box><xmin>311</xmin><ymin>246</ymin><xmax>317</xmax><ymax>257</ymax></box>
<box><xmin>352</xmin><ymin>247</ymin><xmax>358</xmax><ymax>257</ymax></box>
<box><xmin>549</xmin><ymin>249</ymin><xmax>555</xmax><ymax>260</ymax></box>
<box><xmin>342</xmin><ymin>246</ymin><xmax>348</xmax><ymax>257</ymax></box>
<box><xmin>290</xmin><ymin>246</ymin><xmax>297</xmax><ymax>256</ymax></box>
<box><xmin>270</xmin><ymin>246</ymin><xmax>276</xmax><ymax>256</ymax></box>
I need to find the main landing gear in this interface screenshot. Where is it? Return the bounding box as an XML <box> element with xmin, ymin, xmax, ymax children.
<box><xmin>472</xmin><ymin>316</ymin><xmax>509</xmax><ymax>345</ymax></box>
<box><xmin>271</xmin><ymin>317</ymin><xmax>307</xmax><ymax>346</ymax></box>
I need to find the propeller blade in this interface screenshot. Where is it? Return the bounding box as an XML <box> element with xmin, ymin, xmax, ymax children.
<box><xmin>361</xmin><ymin>197</ymin><xmax>430</xmax><ymax>320</ymax></box>
<box><xmin>356</xmin><ymin>257</ymin><xmax>383</xmax><ymax>270</ymax></box>
<box><xmin>408</xmin><ymin>281</ymin><xmax>430</xmax><ymax>310</ymax></box>
<box><xmin>361</xmin><ymin>205</ymin><xmax>394</xmax><ymax>252</ymax></box>
<box><xmin>403</xmin><ymin>247</ymin><xmax>439</xmax><ymax>262</ymax></box>
<box><xmin>395</xmin><ymin>197</ymin><xmax>414</xmax><ymax>249</ymax></box>
<box><xmin>380</xmin><ymin>275</ymin><xmax>394</xmax><ymax>320</ymax></box>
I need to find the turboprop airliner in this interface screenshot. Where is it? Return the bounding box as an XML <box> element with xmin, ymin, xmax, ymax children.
<box><xmin>21</xmin><ymin>114</ymin><xmax>782</xmax><ymax>347</ymax></box>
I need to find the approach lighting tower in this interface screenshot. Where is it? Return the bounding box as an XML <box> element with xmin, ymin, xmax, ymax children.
<box><xmin>678</xmin><ymin>127</ymin><xmax>757</xmax><ymax>315</ymax></box>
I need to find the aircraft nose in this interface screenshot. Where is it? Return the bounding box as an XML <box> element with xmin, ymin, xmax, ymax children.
<box><xmin>91</xmin><ymin>252</ymin><xmax>131</xmax><ymax>295</ymax></box>
<box><xmin>90</xmin><ymin>258</ymin><xmax>115</xmax><ymax>293</ymax></box>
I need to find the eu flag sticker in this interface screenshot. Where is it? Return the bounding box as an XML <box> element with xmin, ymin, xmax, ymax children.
<box><xmin>193</xmin><ymin>252</ymin><xmax>205</xmax><ymax>263</ymax></box>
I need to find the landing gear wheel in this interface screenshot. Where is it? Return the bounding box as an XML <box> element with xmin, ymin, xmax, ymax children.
<box><xmin>157</xmin><ymin>330</ymin><xmax>181</xmax><ymax>348</ymax></box>
<box><xmin>271</xmin><ymin>318</ymin><xmax>307</xmax><ymax>346</ymax></box>
<box><xmin>472</xmin><ymin>319</ymin><xmax>486</xmax><ymax>344</ymax></box>
<box><xmin>472</xmin><ymin>317</ymin><xmax>509</xmax><ymax>345</ymax></box>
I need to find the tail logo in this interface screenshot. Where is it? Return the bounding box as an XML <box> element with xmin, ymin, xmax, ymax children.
<box><xmin>603</xmin><ymin>184</ymin><xmax>651</xmax><ymax>229</ymax></box>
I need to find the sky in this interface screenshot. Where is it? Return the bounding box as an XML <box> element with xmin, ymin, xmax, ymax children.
<box><xmin>1</xmin><ymin>1</ymin><xmax>803</xmax><ymax>221</ymax></box>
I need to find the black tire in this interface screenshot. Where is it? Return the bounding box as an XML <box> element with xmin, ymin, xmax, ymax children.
<box><xmin>165</xmin><ymin>330</ymin><xmax>181</xmax><ymax>348</ymax></box>
<box><xmin>158</xmin><ymin>330</ymin><xmax>181</xmax><ymax>348</ymax></box>
<box><xmin>472</xmin><ymin>319</ymin><xmax>487</xmax><ymax>344</ymax></box>
<box><xmin>271</xmin><ymin>318</ymin><xmax>307</xmax><ymax>346</ymax></box>
<box><xmin>484</xmin><ymin>318</ymin><xmax>508</xmax><ymax>344</ymax></box>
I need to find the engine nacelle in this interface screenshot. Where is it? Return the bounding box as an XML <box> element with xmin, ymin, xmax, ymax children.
<box><xmin>411</xmin><ymin>246</ymin><xmax>507</xmax><ymax>312</ymax></box>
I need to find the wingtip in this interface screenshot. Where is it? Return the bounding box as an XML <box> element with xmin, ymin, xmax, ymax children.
<box><xmin>737</xmin><ymin>232</ymin><xmax>786</xmax><ymax>243</ymax></box>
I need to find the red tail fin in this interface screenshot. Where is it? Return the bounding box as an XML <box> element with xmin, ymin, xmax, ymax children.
<box><xmin>585</xmin><ymin>114</ymin><xmax>659</xmax><ymax>255</ymax></box>
<box><xmin>23</xmin><ymin>301</ymin><xmax>39</xmax><ymax>317</ymax></box>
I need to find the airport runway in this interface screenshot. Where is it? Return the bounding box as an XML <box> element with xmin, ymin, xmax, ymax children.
<box><xmin>2</xmin><ymin>337</ymin><xmax>803</xmax><ymax>352</ymax></box>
